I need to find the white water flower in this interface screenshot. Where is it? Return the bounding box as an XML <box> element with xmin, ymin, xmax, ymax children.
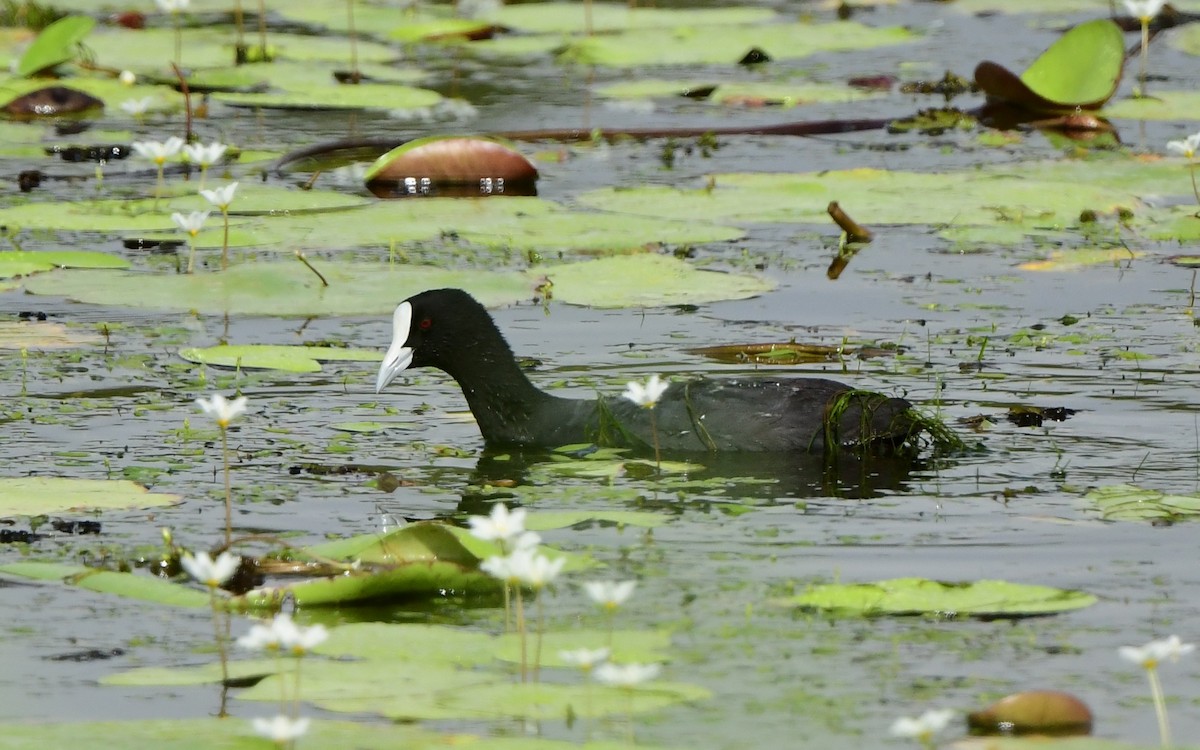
<box><xmin>467</xmin><ymin>503</ymin><xmax>527</xmax><ymax>546</ymax></box>
<box><xmin>251</xmin><ymin>715</ymin><xmax>310</xmax><ymax>743</ymax></box>
<box><xmin>238</xmin><ymin>613</ymin><xmax>328</xmax><ymax>655</ymax></box>
<box><xmin>200</xmin><ymin>181</ymin><xmax>239</xmax><ymax>210</ymax></box>
<box><xmin>156</xmin><ymin>0</ymin><xmax>190</xmax><ymax>11</ymax></box>
<box><xmin>172</xmin><ymin>210</ymin><xmax>210</xmax><ymax>238</ymax></box>
<box><xmin>132</xmin><ymin>136</ymin><xmax>184</xmax><ymax>166</ymax></box>
<box><xmin>180</xmin><ymin>550</ymin><xmax>239</xmax><ymax>588</ymax></box>
<box><xmin>119</xmin><ymin>97</ymin><xmax>154</xmax><ymax>116</ymax></box>
<box><xmin>594</xmin><ymin>661</ymin><xmax>661</xmax><ymax>687</ymax></box>
<box><xmin>118</xmin><ymin>70</ymin><xmax>136</xmax><ymax>86</ymax></box>
<box><xmin>507</xmin><ymin>548</ymin><xmax>565</xmax><ymax>589</ymax></box>
<box><xmin>184</xmin><ymin>141</ymin><xmax>228</xmax><ymax>169</ymax></box>
<box><xmin>890</xmin><ymin>708</ymin><xmax>956</xmax><ymax>742</ymax></box>
<box><xmin>622</xmin><ymin>374</ymin><xmax>668</xmax><ymax>408</ymax></box>
<box><xmin>1119</xmin><ymin>635</ymin><xmax>1196</xmax><ymax>669</ymax></box>
<box><xmin>584</xmin><ymin>580</ymin><xmax>636</xmax><ymax>611</ymax></box>
<box><xmin>1167</xmin><ymin>132</ymin><xmax>1200</xmax><ymax>160</ymax></box>
<box><xmin>1124</xmin><ymin>0</ymin><xmax>1165</xmax><ymax>22</ymax></box>
<box><xmin>195</xmin><ymin>393</ymin><xmax>247</xmax><ymax>428</ymax></box>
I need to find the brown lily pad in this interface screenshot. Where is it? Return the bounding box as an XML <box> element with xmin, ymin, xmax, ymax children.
<box><xmin>2</xmin><ymin>86</ymin><xmax>103</xmax><ymax>118</ymax></box>
<box><xmin>364</xmin><ymin>136</ymin><xmax>539</xmax><ymax>189</ymax></box>
<box><xmin>968</xmin><ymin>690</ymin><xmax>1093</xmax><ymax>736</ymax></box>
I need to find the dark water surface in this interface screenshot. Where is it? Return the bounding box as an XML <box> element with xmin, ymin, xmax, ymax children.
<box><xmin>2</xmin><ymin>2</ymin><xmax>1200</xmax><ymax>748</ymax></box>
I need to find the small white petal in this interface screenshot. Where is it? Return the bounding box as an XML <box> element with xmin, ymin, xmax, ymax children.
<box><xmin>594</xmin><ymin>662</ymin><xmax>661</xmax><ymax>687</ymax></box>
<box><xmin>251</xmin><ymin>715</ymin><xmax>310</xmax><ymax>742</ymax></box>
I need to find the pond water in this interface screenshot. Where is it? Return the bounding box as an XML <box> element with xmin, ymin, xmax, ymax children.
<box><xmin>2</xmin><ymin>1</ymin><xmax>1200</xmax><ymax>748</ymax></box>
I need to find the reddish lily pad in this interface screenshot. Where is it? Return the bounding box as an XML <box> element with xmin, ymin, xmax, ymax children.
<box><xmin>364</xmin><ymin>136</ymin><xmax>538</xmax><ymax>187</ymax></box>
<box><xmin>2</xmin><ymin>85</ymin><xmax>103</xmax><ymax>117</ymax></box>
<box><xmin>968</xmin><ymin>690</ymin><xmax>1093</xmax><ymax>737</ymax></box>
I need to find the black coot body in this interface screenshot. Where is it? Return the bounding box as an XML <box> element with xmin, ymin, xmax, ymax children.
<box><xmin>375</xmin><ymin>289</ymin><xmax>918</xmax><ymax>453</ymax></box>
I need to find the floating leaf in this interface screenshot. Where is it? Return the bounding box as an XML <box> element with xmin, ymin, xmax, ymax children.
<box><xmin>0</xmin><ymin>321</ymin><xmax>102</xmax><ymax>350</ymax></box>
<box><xmin>1086</xmin><ymin>484</ymin><xmax>1200</xmax><ymax>521</ymax></box>
<box><xmin>23</xmin><ymin>255</ymin><xmax>770</xmax><ymax>315</ymax></box>
<box><xmin>0</xmin><ymin>250</ymin><xmax>129</xmax><ymax>278</ymax></box>
<box><xmin>17</xmin><ymin>15</ymin><xmax>94</xmax><ymax>76</ymax></box>
<box><xmin>2</xmin><ymin>85</ymin><xmax>103</xmax><ymax>117</ymax></box>
<box><xmin>968</xmin><ymin>690</ymin><xmax>1093</xmax><ymax>737</ymax></box>
<box><xmin>495</xmin><ymin>2</ymin><xmax>776</xmax><ymax>34</ymax></box>
<box><xmin>440</xmin><ymin>680</ymin><xmax>712</xmax><ymax>720</ymax></box>
<box><xmin>1104</xmin><ymin>90</ymin><xmax>1200</xmax><ymax>121</ymax></box>
<box><xmin>1017</xmin><ymin>247</ymin><xmax>1141</xmax><ymax>272</ymax></box>
<box><xmin>975</xmin><ymin>19</ymin><xmax>1124</xmax><ymax>111</ymax></box>
<box><xmin>0</xmin><ymin>562</ymin><xmax>208</xmax><ymax>608</ymax></box>
<box><xmin>689</xmin><ymin>342</ymin><xmax>847</xmax><ymax>365</ymax></box>
<box><xmin>178</xmin><ymin>344</ymin><xmax>382</xmax><ymax>373</ymax></box>
<box><xmin>775</xmin><ymin>578</ymin><xmax>1097</xmax><ymax>617</ymax></box>
<box><xmin>365</xmin><ymin>136</ymin><xmax>538</xmax><ymax>186</ymax></box>
<box><xmin>0</xmin><ymin>477</ymin><xmax>181</xmax><ymax>516</ymax></box>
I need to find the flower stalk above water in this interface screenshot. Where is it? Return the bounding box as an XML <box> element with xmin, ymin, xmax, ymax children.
<box><xmin>584</xmin><ymin>579</ymin><xmax>636</xmax><ymax>648</ymax></box>
<box><xmin>173</xmin><ymin>210</ymin><xmax>210</xmax><ymax>274</ymax></box>
<box><xmin>132</xmin><ymin>136</ymin><xmax>183</xmax><ymax>204</ymax></box>
<box><xmin>181</xmin><ymin>549</ymin><xmax>240</xmax><ymax>715</ymax></box>
<box><xmin>201</xmin><ymin>181</ymin><xmax>238</xmax><ymax>269</ymax></box>
<box><xmin>195</xmin><ymin>393</ymin><xmax>247</xmax><ymax>544</ymax></box>
<box><xmin>184</xmin><ymin>141</ymin><xmax>228</xmax><ymax>189</ymax></box>
<box><xmin>623</xmin><ymin>374</ymin><xmax>668</xmax><ymax>470</ymax></box>
<box><xmin>890</xmin><ymin>708</ymin><xmax>955</xmax><ymax>749</ymax></box>
<box><xmin>1124</xmin><ymin>0</ymin><xmax>1165</xmax><ymax>94</ymax></box>
<box><xmin>1167</xmin><ymin>131</ymin><xmax>1200</xmax><ymax>207</ymax></box>
<box><xmin>1119</xmin><ymin>634</ymin><xmax>1195</xmax><ymax>748</ymax></box>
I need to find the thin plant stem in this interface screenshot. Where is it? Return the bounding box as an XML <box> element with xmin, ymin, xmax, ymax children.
<box><xmin>220</xmin><ymin>208</ymin><xmax>230</xmax><ymax>270</ymax></box>
<box><xmin>257</xmin><ymin>0</ymin><xmax>267</xmax><ymax>57</ymax></box>
<box><xmin>221</xmin><ymin>426</ymin><xmax>232</xmax><ymax>546</ymax></box>
<box><xmin>155</xmin><ymin>163</ymin><xmax>165</xmax><ymax>204</ymax></box>
<box><xmin>649</xmin><ymin>407</ymin><xmax>661</xmax><ymax>472</ymax></box>
<box><xmin>347</xmin><ymin>0</ymin><xmax>360</xmax><ymax>82</ymax></box>
<box><xmin>187</xmin><ymin>233</ymin><xmax>198</xmax><ymax>274</ymax></box>
<box><xmin>234</xmin><ymin>0</ymin><xmax>244</xmax><ymax>50</ymax></box>
<box><xmin>276</xmin><ymin>649</ymin><xmax>286</xmax><ymax>709</ymax></box>
<box><xmin>1138</xmin><ymin>19</ymin><xmax>1149</xmax><ymax>92</ymax></box>
<box><xmin>1146</xmin><ymin>665</ymin><xmax>1172</xmax><ymax>748</ymax></box>
<box><xmin>584</xmin><ymin>0</ymin><xmax>592</xmax><ymax>36</ymax></box>
<box><xmin>515</xmin><ymin>586</ymin><xmax>527</xmax><ymax>683</ymax></box>
<box><xmin>624</xmin><ymin>688</ymin><xmax>635</xmax><ymax>745</ymax></box>
<box><xmin>502</xmin><ymin>582</ymin><xmax>512</xmax><ymax>633</ymax></box>
<box><xmin>606</xmin><ymin>608</ymin><xmax>615</xmax><ymax>650</ymax></box>
<box><xmin>533</xmin><ymin>589</ymin><xmax>544</xmax><ymax>683</ymax></box>
<box><xmin>199</xmin><ymin>165</ymin><xmax>209</xmax><ymax>190</ymax></box>
<box><xmin>292</xmin><ymin>655</ymin><xmax>303</xmax><ymax>720</ymax></box>
<box><xmin>207</xmin><ymin>588</ymin><xmax>230</xmax><ymax>716</ymax></box>
<box><xmin>1188</xmin><ymin>161</ymin><xmax>1200</xmax><ymax>207</ymax></box>
<box><xmin>173</xmin><ymin>12</ymin><xmax>182</xmax><ymax>66</ymax></box>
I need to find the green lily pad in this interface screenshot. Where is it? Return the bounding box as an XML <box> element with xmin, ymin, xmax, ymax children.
<box><xmin>473</xmin><ymin>20</ymin><xmax>916</xmax><ymax>67</ymax></box>
<box><xmin>521</xmin><ymin>510</ymin><xmax>669</xmax><ymax>530</ymax></box>
<box><xmin>774</xmin><ymin>578</ymin><xmax>1097</xmax><ymax>617</ymax></box>
<box><xmin>494</xmin><ymin>628</ymin><xmax>673</xmax><ymax>666</ymax></box>
<box><xmin>0</xmin><ymin>477</ymin><xmax>181</xmax><ymax>516</ymax></box>
<box><xmin>178</xmin><ymin>344</ymin><xmax>382</xmax><ymax>373</ymax></box>
<box><xmin>1017</xmin><ymin>247</ymin><xmax>1142</xmax><ymax>272</ymax></box>
<box><xmin>596</xmin><ymin>79</ymin><xmax>882</xmax><ymax>106</ymax></box>
<box><xmin>542</xmin><ymin>254</ymin><xmax>773</xmax><ymax>307</ymax></box>
<box><xmin>1086</xmin><ymin>484</ymin><xmax>1200</xmax><ymax>521</ymax></box>
<box><xmin>22</xmin><ymin>255</ymin><xmax>771</xmax><ymax>315</ymax></box>
<box><xmin>213</xmin><ymin>82</ymin><xmax>442</xmax><ymax>112</ymax></box>
<box><xmin>330</xmin><ymin>421</ymin><xmax>391</xmax><ymax>433</ymax></box>
<box><xmin>975</xmin><ymin>19</ymin><xmax>1123</xmax><ymax>111</ymax></box>
<box><xmin>101</xmin><ymin>658</ymin><xmax>277</xmax><ymax>687</ymax></box>
<box><xmin>496</xmin><ymin>3</ymin><xmax>775</xmax><ymax>34</ymax></box>
<box><xmin>0</xmin><ymin>562</ymin><xmax>209</xmax><ymax>608</ymax></box>
<box><xmin>1103</xmin><ymin>91</ymin><xmax>1200</xmax><ymax>121</ymax></box>
<box><xmin>440</xmin><ymin>680</ymin><xmax>711</xmax><ymax>720</ymax></box>
<box><xmin>0</xmin><ymin>250</ymin><xmax>129</xmax><ymax>278</ymax></box>
<box><xmin>0</xmin><ymin>718</ymin><xmax>568</xmax><ymax>750</ymax></box>
<box><xmin>17</xmin><ymin>15</ymin><xmax>94</xmax><ymax>76</ymax></box>
<box><xmin>578</xmin><ymin>167</ymin><xmax>1140</xmax><ymax>228</ymax></box>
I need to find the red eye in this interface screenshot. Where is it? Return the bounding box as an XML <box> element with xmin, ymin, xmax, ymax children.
<box><xmin>419</xmin><ymin>317</ymin><xmax>432</xmax><ymax>331</ymax></box>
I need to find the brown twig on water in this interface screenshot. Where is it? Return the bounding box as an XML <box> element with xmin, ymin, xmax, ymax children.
<box><xmin>295</xmin><ymin>250</ymin><xmax>329</xmax><ymax>287</ymax></box>
<box><xmin>827</xmin><ymin>201</ymin><xmax>873</xmax><ymax>243</ymax></box>
<box><xmin>171</xmin><ymin>62</ymin><xmax>194</xmax><ymax>144</ymax></box>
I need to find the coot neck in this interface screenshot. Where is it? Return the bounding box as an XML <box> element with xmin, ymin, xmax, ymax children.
<box><xmin>436</xmin><ymin>315</ymin><xmax>578</xmax><ymax>446</ymax></box>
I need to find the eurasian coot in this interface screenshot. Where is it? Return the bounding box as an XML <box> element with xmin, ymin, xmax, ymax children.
<box><xmin>375</xmin><ymin>289</ymin><xmax>918</xmax><ymax>452</ymax></box>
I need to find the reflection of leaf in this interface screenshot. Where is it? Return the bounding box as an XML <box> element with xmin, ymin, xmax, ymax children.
<box><xmin>774</xmin><ymin>578</ymin><xmax>1096</xmax><ymax>617</ymax></box>
<box><xmin>1018</xmin><ymin>247</ymin><xmax>1140</xmax><ymax>272</ymax></box>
